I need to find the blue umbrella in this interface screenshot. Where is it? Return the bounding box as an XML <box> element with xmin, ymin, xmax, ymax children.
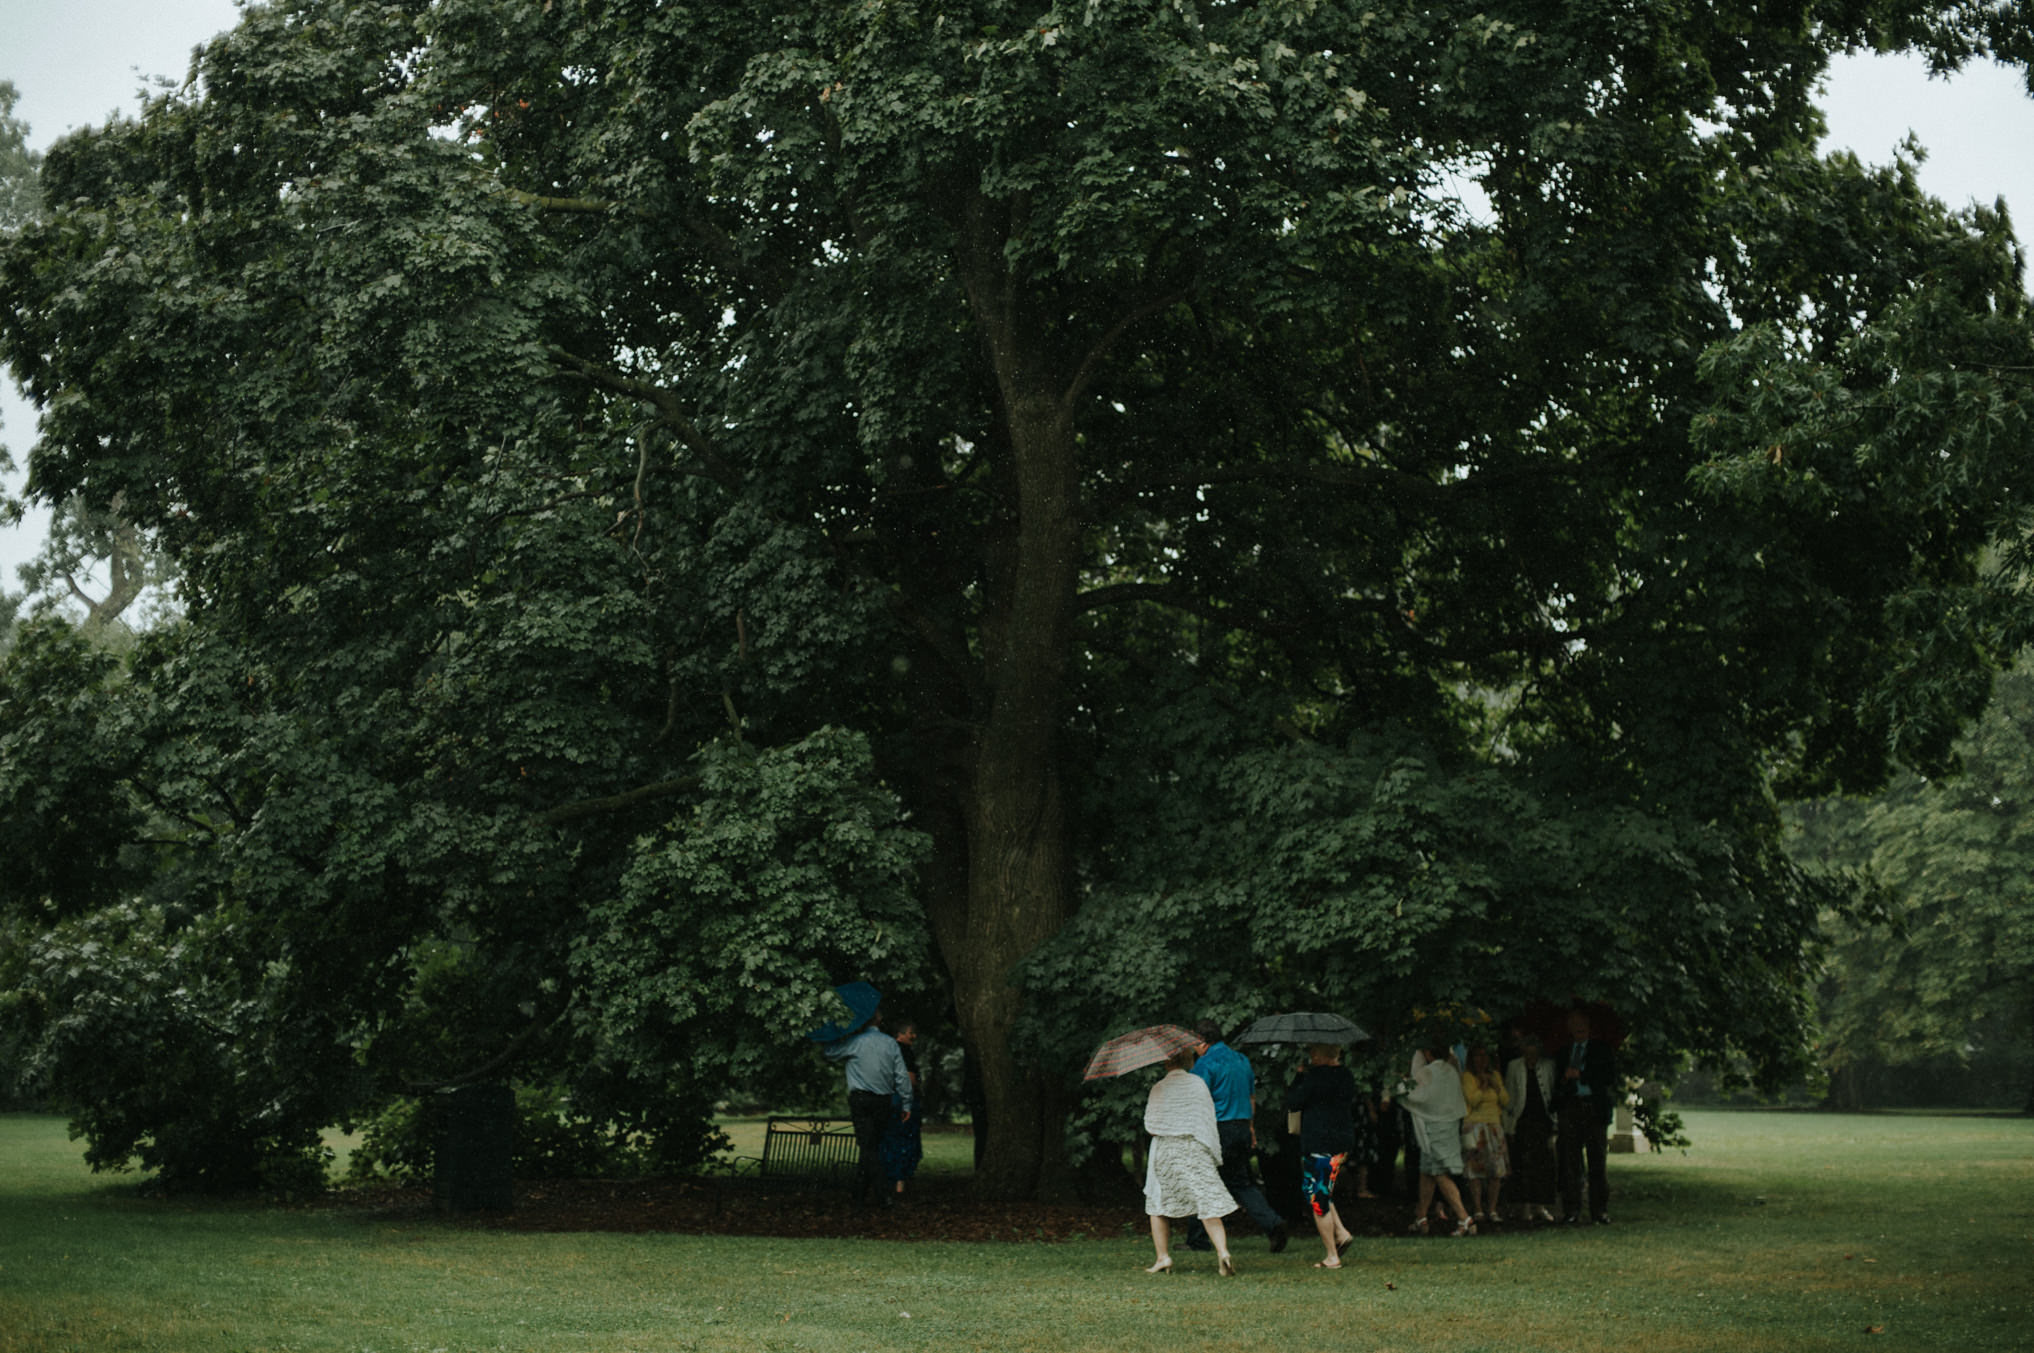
<box><xmin>805</xmin><ymin>981</ymin><xmax>882</xmax><ymax>1043</ymax></box>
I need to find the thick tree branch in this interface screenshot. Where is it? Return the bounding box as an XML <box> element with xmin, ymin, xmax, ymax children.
<box><xmin>1061</xmin><ymin>288</ymin><xmax>1190</xmax><ymax>414</ymax></box>
<box><xmin>128</xmin><ymin>776</ymin><xmax>226</xmax><ymax>838</ymax></box>
<box><xmin>545</xmin><ymin>349</ymin><xmax>743</xmax><ymax>491</ymax></box>
<box><xmin>1072</xmin><ymin>579</ymin><xmax>1304</xmax><ymax>639</ymax></box>
<box><xmin>407</xmin><ymin>1008</ymin><xmax>565</xmax><ymax>1093</ymax></box>
<box><xmin>501</xmin><ymin>189</ymin><xmax>622</xmax><ymax>214</ymax></box>
<box><xmin>502</xmin><ymin>189</ymin><xmax>782</xmax><ymax>300</ymax></box>
<box><xmin>535</xmin><ymin>774</ymin><xmax>702</xmax><ymax>828</ymax></box>
<box><xmin>1100</xmin><ymin>457</ymin><xmax>1451</xmax><ymax>513</ymax></box>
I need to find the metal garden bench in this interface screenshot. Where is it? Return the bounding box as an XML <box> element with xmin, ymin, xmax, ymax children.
<box><xmin>758</xmin><ymin>1116</ymin><xmax>860</xmax><ymax>1189</ymax></box>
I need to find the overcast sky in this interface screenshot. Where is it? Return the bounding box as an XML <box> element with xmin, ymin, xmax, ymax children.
<box><xmin>4</xmin><ymin>0</ymin><xmax>2034</xmax><ymax>588</ymax></box>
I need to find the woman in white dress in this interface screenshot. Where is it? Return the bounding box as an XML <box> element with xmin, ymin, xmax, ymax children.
<box><xmin>1143</xmin><ymin>1048</ymin><xmax>1239</xmax><ymax>1275</ymax></box>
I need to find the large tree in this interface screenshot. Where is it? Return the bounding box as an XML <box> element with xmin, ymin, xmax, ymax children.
<box><xmin>3</xmin><ymin>0</ymin><xmax>2033</xmax><ymax>1196</ymax></box>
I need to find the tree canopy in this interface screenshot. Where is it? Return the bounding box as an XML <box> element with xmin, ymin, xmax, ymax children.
<box><xmin>2</xmin><ymin>0</ymin><xmax>2033</xmax><ymax>1196</ymax></box>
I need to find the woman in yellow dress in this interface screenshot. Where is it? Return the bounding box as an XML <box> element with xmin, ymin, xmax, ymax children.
<box><xmin>1459</xmin><ymin>1044</ymin><xmax>1511</xmax><ymax>1224</ymax></box>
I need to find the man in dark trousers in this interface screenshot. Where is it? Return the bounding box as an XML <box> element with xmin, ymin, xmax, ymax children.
<box><xmin>1553</xmin><ymin>1007</ymin><xmax>1617</xmax><ymax>1224</ymax></box>
<box><xmin>824</xmin><ymin>1010</ymin><xmax>914</xmax><ymax>1208</ymax></box>
<box><xmin>1183</xmin><ymin>1019</ymin><xmax>1290</xmax><ymax>1253</ymax></box>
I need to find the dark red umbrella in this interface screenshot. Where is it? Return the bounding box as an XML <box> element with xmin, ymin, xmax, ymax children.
<box><xmin>1519</xmin><ymin>998</ymin><xmax>1627</xmax><ymax>1049</ymax></box>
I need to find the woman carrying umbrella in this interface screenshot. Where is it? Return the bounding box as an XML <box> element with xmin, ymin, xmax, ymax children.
<box><xmin>1142</xmin><ymin>1047</ymin><xmax>1239</xmax><ymax>1275</ymax></box>
<box><xmin>1284</xmin><ymin>1043</ymin><xmax>1359</xmax><ymax>1268</ymax></box>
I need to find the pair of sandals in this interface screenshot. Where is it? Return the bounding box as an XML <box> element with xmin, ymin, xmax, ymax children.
<box><xmin>1147</xmin><ymin>1253</ymin><xmax>1237</xmax><ymax>1276</ymax></box>
<box><xmin>1408</xmin><ymin>1215</ymin><xmax>1477</xmax><ymax>1236</ymax></box>
<box><xmin>1314</xmin><ymin>1234</ymin><xmax>1355</xmax><ymax>1269</ymax></box>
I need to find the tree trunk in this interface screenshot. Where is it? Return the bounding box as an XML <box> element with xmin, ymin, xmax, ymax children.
<box><xmin>931</xmin><ymin>194</ymin><xmax>1085</xmax><ymax>1199</ymax></box>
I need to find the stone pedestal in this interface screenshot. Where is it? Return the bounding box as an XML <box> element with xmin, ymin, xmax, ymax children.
<box><xmin>1609</xmin><ymin>1099</ymin><xmax>1648</xmax><ymax>1154</ymax></box>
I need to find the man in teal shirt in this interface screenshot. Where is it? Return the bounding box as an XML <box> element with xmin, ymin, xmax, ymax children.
<box><xmin>1183</xmin><ymin>1020</ymin><xmax>1290</xmax><ymax>1253</ymax></box>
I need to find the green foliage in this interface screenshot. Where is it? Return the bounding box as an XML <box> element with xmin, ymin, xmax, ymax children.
<box><xmin>1029</xmin><ymin>709</ymin><xmax>1835</xmax><ymax>1095</ymax></box>
<box><xmin>344</xmin><ymin>1082</ymin><xmax>729</xmax><ymax>1185</ymax></box>
<box><xmin>1632</xmin><ymin>1094</ymin><xmax>1692</xmax><ymax>1154</ymax></box>
<box><xmin>1788</xmin><ymin>660</ymin><xmax>2034</xmax><ymax>1107</ymax></box>
<box><xmin>573</xmin><ymin>728</ymin><xmax>931</xmax><ymax>1111</ymax></box>
<box><xmin>0</xmin><ymin>618</ymin><xmax>147</xmax><ymax>913</ymax></box>
<box><xmin>4</xmin><ymin>899</ymin><xmax>348</xmax><ymax>1196</ymax></box>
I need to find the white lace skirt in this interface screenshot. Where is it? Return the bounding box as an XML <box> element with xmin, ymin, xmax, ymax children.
<box><xmin>1144</xmin><ymin>1134</ymin><xmax>1238</xmax><ymax>1219</ymax></box>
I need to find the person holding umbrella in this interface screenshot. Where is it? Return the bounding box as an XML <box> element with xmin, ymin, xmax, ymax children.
<box><xmin>811</xmin><ymin>983</ymin><xmax>913</xmax><ymax>1209</ymax></box>
<box><xmin>1082</xmin><ymin>1024</ymin><xmax>1240</xmax><ymax>1274</ymax></box>
<box><xmin>1142</xmin><ymin>1046</ymin><xmax>1240</xmax><ymax>1275</ymax></box>
<box><xmin>1554</xmin><ymin>1006</ymin><xmax>1617</xmax><ymax>1224</ymax></box>
<box><xmin>1284</xmin><ymin>1043</ymin><xmax>1359</xmax><ymax>1268</ymax></box>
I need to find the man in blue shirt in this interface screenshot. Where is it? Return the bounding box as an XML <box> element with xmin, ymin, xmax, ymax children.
<box><xmin>1183</xmin><ymin>1019</ymin><xmax>1290</xmax><ymax>1253</ymax></box>
<box><xmin>824</xmin><ymin>1013</ymin><xmax>915</xmax><ymax>1208</ymax></box>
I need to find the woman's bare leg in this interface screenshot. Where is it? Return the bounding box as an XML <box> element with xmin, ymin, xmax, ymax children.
<box><xmin>1436</xmin><ymin>1175</ymin><xmax>1470</xmax><ymax>1221</ymax></box>
<box><xmin>1147</xmin><ymin>1216</ymin><xmax>1172</xmax><ymax>1272</ymax></box>
<box><xmin>1311</xmin><ymin>1203</ymin><xmax>1339</xmax><ymax>1262</ymax></box>
<box><xmin>1203</xmin><ymin>1215</ymin><xmax>1233</xmax><ymax>1273</ymax></box>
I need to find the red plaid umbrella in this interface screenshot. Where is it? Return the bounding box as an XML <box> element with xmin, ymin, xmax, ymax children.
<box><xmin>1082</xmin><ymin>1024</ymin><xmax>1201</xmax><ymax>1081</ymax></box>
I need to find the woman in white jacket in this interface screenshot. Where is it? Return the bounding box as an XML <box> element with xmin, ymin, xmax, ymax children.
<box><xmin>1143</xmin><ymin>1049</ymin><xmax>1239</xmax><ymax>1275</ymax></box>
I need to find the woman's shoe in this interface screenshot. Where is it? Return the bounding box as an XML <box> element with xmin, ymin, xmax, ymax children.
<box><xmin>1218</xmin><ymin>1253</ymin><xmax>1238</xmax><ymax>1277</ymax></box>
<box><xmin>1408</xmin><ymin>1218</ymin><xmax>1429</xmax><ymax>1235</ymax></box>
<box><xmin>1145</xmin><ymin>1258</ymin><xmax>1174</xmax><ymax>1275</ymax></box>
<box><xmin>1451</xmin><ymin>1216</ymin><xmax>1477</xmax><ymax>1237</ymax></box>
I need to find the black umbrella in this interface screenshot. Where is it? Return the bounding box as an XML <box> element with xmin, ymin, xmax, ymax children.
<box><xmin>1233</xmin><ymin>1011</ymin><xmax>1369</xmax><ymax>1047</ymax></box>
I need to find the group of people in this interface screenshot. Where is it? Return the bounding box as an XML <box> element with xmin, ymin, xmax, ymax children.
<box><xmin>1141</xmin><ymin>1022</ymin><xmax>1362</xmax><ymax>1274</ymax></box>
<box><xmin>1140</xmin><ymin>1008</ymin><xmax>1620</xmax><ymax>1274</ymax></box>
<box><xmin>816</xmin><ymin>995</ymin><xmax>1622</xmax><ymax>1274</ymax></box>
<box><xmin>1393</xmin><ymin>1008</ymin><xmax>1618</xmax><ymax>1236</ymax></box>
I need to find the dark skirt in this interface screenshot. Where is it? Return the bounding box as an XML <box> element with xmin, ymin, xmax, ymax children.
<box><xmin>1511</xmin><ymin>1105</ymin><xmax>1556</xmax><ymax>1205</ymax></box>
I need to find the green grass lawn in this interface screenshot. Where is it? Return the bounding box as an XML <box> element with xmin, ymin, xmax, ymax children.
<box><xmin>2</xmin><ymin>1109</ymin><xmax>2028</xmax><ymax>1352</ymax></box>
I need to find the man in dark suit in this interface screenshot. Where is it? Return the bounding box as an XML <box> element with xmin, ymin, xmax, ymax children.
<box><xmin>1552</xmin><ymin>1008</ymin><xmax>1617</xmax><ymax>1224</ymax></box>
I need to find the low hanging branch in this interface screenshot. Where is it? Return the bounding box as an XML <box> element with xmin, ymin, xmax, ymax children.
<box><xmin>535</xmin><ymin>773</ymin><xmax>702</xmax><ymax>828</ymax></box>
<box><xmin>406</xmin><ymin>1007</ymin><xmax>566</xmax><ymax>1093</ymax></box>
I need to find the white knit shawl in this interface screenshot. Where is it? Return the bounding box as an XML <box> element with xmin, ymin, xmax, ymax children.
<box><xmin>1143</xmin><ymin>1068</ymin><xmax>1223</xmax><ymax>1163</ymax></box>
<box><xmin>1406</xmin><ymin>1054</ymin><xmax>1469</xmax><ymax>1121</ymax></box>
